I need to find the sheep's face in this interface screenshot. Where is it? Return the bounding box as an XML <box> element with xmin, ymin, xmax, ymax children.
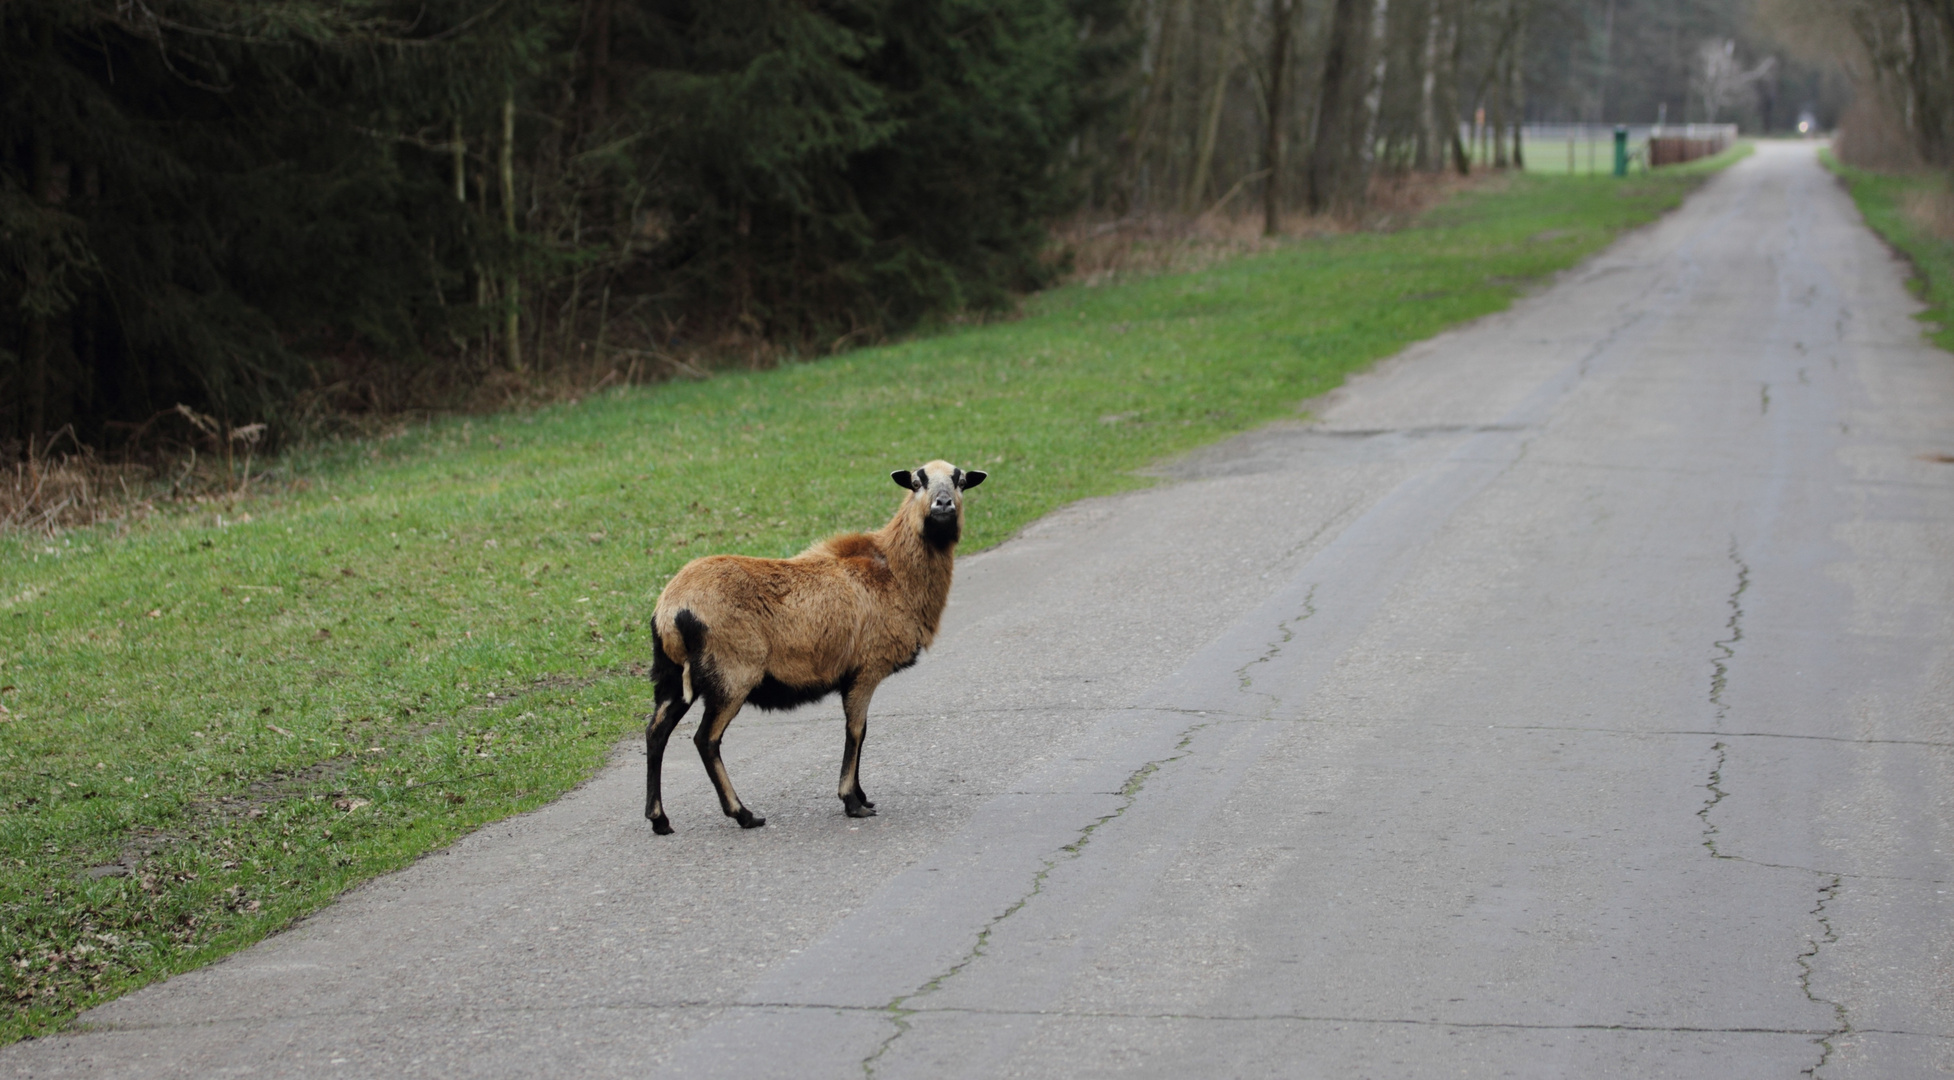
<box><xmin>891</xmin><ymin>460</ymin><xmax>986</xmax><ymax>549</ymax></box>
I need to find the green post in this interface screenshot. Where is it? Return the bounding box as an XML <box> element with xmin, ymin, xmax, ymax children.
<box><xmin>1613</xmin><ymin>126</ymin><xmax>1629</xmax><ymax>177</ymax></box>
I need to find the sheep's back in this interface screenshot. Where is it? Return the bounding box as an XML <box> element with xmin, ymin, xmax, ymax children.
<box><xmin>654</xmin><ymin>552</ymin><xmax>873</xmax><ymax>683</ymax></box>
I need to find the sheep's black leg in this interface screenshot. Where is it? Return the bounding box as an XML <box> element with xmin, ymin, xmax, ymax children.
<box><xmin>696</xmin><ymin>690</ymin><xmax>764</xmax><ymax>829</ymax></box>
<box><xmin>645</xmin><ymin>692</ymin><xmax>691</xmax><ymax>835</ymax></box>
<box><xmin>838</xmin><ymin>680</ymin><xmax>880</xmax><ymax>818</ymax></box>
<box><xmin>646</xmin><ymin>620</ymin><xmax>694</xmax><ymax>834</ymax></box>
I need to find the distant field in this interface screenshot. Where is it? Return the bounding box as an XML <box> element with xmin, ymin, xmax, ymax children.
<box><xmin>1456</xmin><ymin>134</ymin><xmax>1764</xmax><ymax>176</ymax></box>
<box><xmin>1516</xmin><ymin>137</ymin><xmax>1642</xmax><ymax>175</ymax></box>
<box><xmin>0</xmin><ymin>150</ymin><xmax>1747</xmax><ymax>1041</ymax></box>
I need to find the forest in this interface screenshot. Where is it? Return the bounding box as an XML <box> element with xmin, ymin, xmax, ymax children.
<box><xmin>0</xmin><ymin>1</ymin><xmax>1917</xmax><ymax>462</ymax></box>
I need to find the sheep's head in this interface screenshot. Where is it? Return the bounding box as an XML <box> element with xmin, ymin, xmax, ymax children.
<box><xmin>891</xmin><ymin>460</ymin><xmax>986</xmax><ymax>550</ymax></box>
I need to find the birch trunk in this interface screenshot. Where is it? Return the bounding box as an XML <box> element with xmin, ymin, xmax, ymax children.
<box><xmin>1444</xmin><ymin>0</ymin><xmax>1471</xmax><ymax>174</ymax></box>
<box><xmin>1355</xmin><ymin>0</ymin><xmax>1391</xmax><ymax>199</ymax></box>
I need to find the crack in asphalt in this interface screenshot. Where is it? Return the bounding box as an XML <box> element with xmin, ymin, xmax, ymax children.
<box><xmin>1699</xmin><ymin>740</ymin><xmax>1732</xmax><ymax>860</ymax></box>
<box><xmin>1800</xmin><ymin>875</ymin><xmax>1852</xmax><ymax>1077</ymax></box>
<box><xmin>859</xmin><ymin>602</ymin><xmax>1322</xmax><ymax>1076</ymax></box>
<box><xmin>1709</xmin><ymin>541</ymin><xmax>1749</xmax><ymax>725</ymax></box>
<box><xmin>1275</xmin><ymin>500</ymin><xmax>1367</xmax><ymax>567</ymax></box>
<box><xmin>1694</xmin><ymin>544</ymin><xmax>1855</xmax><ymax>1075</ymax></box>
<box><xmin>71</xmin><ymin>997</ymin><xmax>1954</xmax><ymax>1043</ymax></box>
<box><xmin>857</xmin><ymin>726</ymin><xmax>1208</xmax><ymax>1078</ymax></box>
<box><xmin>1234</xmin><ymin>586</ymin><xmax>1316</xmax><ymax>705</ymax></box>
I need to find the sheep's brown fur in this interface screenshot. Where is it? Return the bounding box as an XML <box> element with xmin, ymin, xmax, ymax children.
<box><xmin>644</xmin><ymin>460</ymin><xmax>985</xmax><ymax>833</ymax></box>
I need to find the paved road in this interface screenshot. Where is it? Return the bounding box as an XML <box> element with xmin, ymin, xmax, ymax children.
<box><xmin>10</xmin><ymin>142</ymin><xmax>1953</xmax><ymax>1078</ymax></box>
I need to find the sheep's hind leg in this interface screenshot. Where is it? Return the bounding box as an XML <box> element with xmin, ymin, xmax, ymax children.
<box><xmin>645</xmin><ymin>689</ymin><xmax>692</xmax><ymax>835</ymax></box>
<box><xmin>837</xmin><ymin>680</ymin><xmax>880</xmax><ymax>818</ymax></box>
<box><xmin>695</xmin><ymin>692</ymin><xmax>764</xmax><ymax>829</ymax></box>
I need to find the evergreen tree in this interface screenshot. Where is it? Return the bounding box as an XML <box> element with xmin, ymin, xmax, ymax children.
<box><xmin>0</xmin><ymin>0</ymin><xmax>1112</xmax><ymax>453</ymax></box>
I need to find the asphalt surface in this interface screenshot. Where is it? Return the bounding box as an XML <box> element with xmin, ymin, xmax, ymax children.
<box><xmin>8</xmin><ymin>141</ymin><xmax>1953</xmax><ymax>1078</ymax></box>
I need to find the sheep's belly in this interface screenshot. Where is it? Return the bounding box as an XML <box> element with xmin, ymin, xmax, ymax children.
<box><xmin>745</xmin><ymin>673</ymin><xmax>845</xmax><ymax>712</ymax></box>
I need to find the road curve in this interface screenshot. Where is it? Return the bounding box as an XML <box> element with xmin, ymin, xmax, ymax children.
<box><xmin>7</xmin><ymin>141</ymin><xmax>1952</xmax><ymax>1079</ymax></box>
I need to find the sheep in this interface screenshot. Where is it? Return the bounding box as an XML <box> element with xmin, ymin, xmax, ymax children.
<box><xmin>644</xmin><ymin>460</ymin><xmax>987</xmax><ymax>833</ymax></box>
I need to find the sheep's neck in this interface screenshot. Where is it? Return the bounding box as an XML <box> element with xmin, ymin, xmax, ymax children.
<box><xmin>877</xmin><ymin>505</ymin><xmax>956</xmax><ymax>641</ymax></box>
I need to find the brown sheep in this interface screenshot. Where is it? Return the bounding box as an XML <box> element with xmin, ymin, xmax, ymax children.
<box><xmin>644</xmin><ymin>460</ymin><xmax>986</xmax><ymax>833</ymax></box>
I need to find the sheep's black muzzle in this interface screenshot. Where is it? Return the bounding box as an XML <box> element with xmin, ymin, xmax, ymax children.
<box><xmin>922</xmin><ymin>501</ymin><xmax>961</xmax><ymax>548</ymax></box>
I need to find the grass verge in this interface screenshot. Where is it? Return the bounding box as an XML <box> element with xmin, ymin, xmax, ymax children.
<box><xmin>1</xmin><ymin>156</ymin><xmax>1741</xmax><ymax>1041</ymax></box>
<box><xmin>1822</xmin><ymin>148</ymin><xmax>1954</xmax><ymax>352</ymax></box>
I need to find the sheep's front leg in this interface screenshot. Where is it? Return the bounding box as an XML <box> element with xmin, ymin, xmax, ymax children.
<box><xmin>695</xmin><ymin>692</ymin><xmax>765</xmax><ymax>829</ymax></box>
<box><xmin>838</xmin><ymin>678</ymin><xmax>882</xmax><ymax>818</ymax></box>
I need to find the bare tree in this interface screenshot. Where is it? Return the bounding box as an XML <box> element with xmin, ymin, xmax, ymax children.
<box><xmin>1696</xmin><ymin>39</ymin><xmax>1776</xmax><ymax>123</ymax></box>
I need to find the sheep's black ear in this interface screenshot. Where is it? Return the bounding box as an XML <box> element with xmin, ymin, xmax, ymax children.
<box><xmin>891</xmin><ymin>470</ymin><xmax>916</xmax><ymax>490</ymax></box>
<box><xmin>960</xmin><ymin>470</ymin><xmax>987</xmax><ymax>490</ymax></box>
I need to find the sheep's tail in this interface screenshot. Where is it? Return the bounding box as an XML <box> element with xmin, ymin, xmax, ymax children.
<box><xmin>669</xmin><ymin>608</ymin><xmax>708</xmax><ymax>704</ymax></box>
<box><xmin>650</xmin><ymin>609</ymin><xmax>705</xmax><ymax>705</ymax></box>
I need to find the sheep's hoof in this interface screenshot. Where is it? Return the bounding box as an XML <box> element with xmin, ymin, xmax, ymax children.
<box><xmin>842</xmin><ymin>793</ymin><xmax>877</xmax><ymax>818</ymax></box>
<box><xmin>650</xmin><ymin>815</ymin><xmax>674</xmax><ymax>835</ymax></box>
<box><xmin>734</xmin><ymin>809</ymin><xmax>766</xmax><ymax>829</ymax></box>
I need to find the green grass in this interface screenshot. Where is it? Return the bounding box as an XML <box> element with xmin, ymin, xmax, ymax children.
<box><xmin>1823</xmin><ymin>148</ymin><xmax>1954</xmax><ymax>352</ymax></box>
<box><xmin>0</xmin><ymin>161</ymin><xmax>1737</xmax><ymax>1040</ymax></box>
<box><xmin>1513</xmin><ymin>138</ymin><xmax>1639</xmax><ymax>176</ymax></box>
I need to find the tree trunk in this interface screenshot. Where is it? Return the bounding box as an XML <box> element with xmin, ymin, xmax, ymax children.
<box><xmin>1419</xmin><ymin>0</ymin><xmax>1442</xmax><ymax>171</ymax></box>
<box><xmin>1597</xmin><ymin>0</ymin><xmax>1616</xmax><ymax>122</ymax></box>
<box><xmin>1264</xmin><ymin>0</ymin><xmax>1296</xmax><ymax>234</ymax></box>
<box><xmin>589</xmin><ymin>0</ymin><xmax>613</xmax><ymax>122</ymax></box>
<box><xmin>25</xmin><ymin>19</ymin><xmax>54</xmax><ymax>446</ymax></box>
<box><xmin>452</xmin><ymin>117</ymin><xmax>466</xmax><ymax>204</ymax></box>
<box><xmin>1443</xmin><ymin>0</ymin><xmax>1471</xmax><ymax>175</ymax></box>
<box><xmin>1133</xmin><ymin>0</ymin><xmax>1186</xmax><ymax>208</ymax></box>
<box><xmin>500</xmin><ymin>90</ymin><xmax>522</xmax><ymax>373</ymax></box>
<box><xmin>1904</xmin><ymin>0</ymin><xmax>1950</xmax><ymax>166</ymax></box>
<box><xmin>1509</xmin><ymin>10</ymin><xmax>1527</xmax><ymax>170</ymax></box>
<box><xmin>1491</xmin><ymin>41</ymin><xmax>1509</xmax><ymax>168</ymax></box>
<box><xmin>1307</xmin><ymin>0</ymin><xmax>1367</xmax><ymax>213</ymax></box>
<box><xmin>1352</xmin><ymin>0</ymin><xmax>1391</xmax><ymax>202</ymax></box>
<box><xmin>1184</xmin><ymin>0</ymin><xmax>1240</xmax><ymax>214</ymax></box>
